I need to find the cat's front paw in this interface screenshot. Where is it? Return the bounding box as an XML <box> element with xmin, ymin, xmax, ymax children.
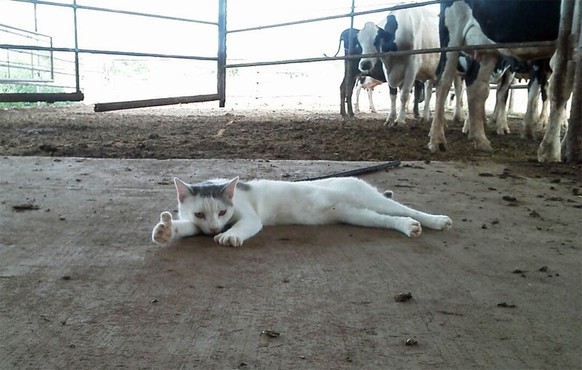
<box><xmin>424</xmin><ymin>215</ymin><xmax>453</xmax><ymax>230</ymax></box>
<box><xmin>399</xmin><ymin>217</ymin><xmax>422</xmax><ymax>238</ymax></box>
<box><xmin>152</xmin><ymin>211</ymin><xmax>175</xmax><ymax>246</ymax></box>
<box><xmin>214</xmin><ymin>232</ymin><xmax>244</xmax><ymax>247</ymax></box>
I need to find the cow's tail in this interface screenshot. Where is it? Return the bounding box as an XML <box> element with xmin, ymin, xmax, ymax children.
<box><xmin>324</xmin><ymin>34</ymin><xmax>343</xmax><ymax>58</ymax></box>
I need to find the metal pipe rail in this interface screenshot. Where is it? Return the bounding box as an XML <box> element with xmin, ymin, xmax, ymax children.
<box><xmin>0</xmin><ymin>44</ymin><xmax>218</xmax><ymax>62</ymax></box>
<box><xmin>225</xmin><ymin>40</ymin><xmax>557</xmax><ymax>69</ymax></box>
<box><xmin>227</xmin><ymin>0</ymin><xmax>442</xmax><ymax>34</ymax></box>
<box><xmin>2</xmin><ymin>0</ymin><xmax>222</xmax><ymax>106</ymax></box>
<box><xmin>10</xmin><ymin>0</ymin><xmax>217</xmax><ymax>26</ymax></box>
<box><xmin>0</xmin><ymin>0</ymin><xmax>565</xmax><ymax>110</ymax></box>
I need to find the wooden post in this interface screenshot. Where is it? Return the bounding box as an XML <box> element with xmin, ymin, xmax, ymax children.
<box><xmin>217</xmin><ymin>0</ymin><xmax>227</xmax><ymax>107</ymax></box>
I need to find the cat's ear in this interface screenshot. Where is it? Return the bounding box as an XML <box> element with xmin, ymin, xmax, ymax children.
<box><xmin>223</xmin><ymin>177</ymin><xmax>239</xmax><ymax>201</ymax></box>
<box><xmin>174</xmin><ymin>177</ymin><xmax>189</xmax><ymax>203</ymax></box>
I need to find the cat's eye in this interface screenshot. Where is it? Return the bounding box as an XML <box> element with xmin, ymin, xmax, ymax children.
<box><xmin>194</xmin><ymin>212</ymin><xmax>205</xmax><ymax>219</ymax></box>
<box><xmin>218</xmin><ymin>210</ymin><xmax>227</xmax><ymax>217</ymax></box>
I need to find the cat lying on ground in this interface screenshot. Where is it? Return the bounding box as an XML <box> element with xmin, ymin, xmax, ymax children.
<box><xmin>152</xmin><ymin>176</ymin><xmax>452</xmax><ymax>247</ymax></box>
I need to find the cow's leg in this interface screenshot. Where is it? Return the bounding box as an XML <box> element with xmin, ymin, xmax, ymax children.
<box><xmin>452</xmin><ymin>75</ymin><xmax>465</xmax><ymax>122</ymax></box>
<box><xmin>493</xmin><ymin>70</ymin><xmax>513</xmax><ymax>135</ymax></box>
<box><xmin>465</xmin><ymin>55</ymin><xmax>496</xmax><ymax>152</ymax></box>
<box><xmin>340</xmin><ymin>64</ymin><xmax>350</xmax><ymax>117</ymax></box>
<box><xmin>354</xmin><ymin>81</ymin><xmax>362</xmax><ymax>114</ymax></box>
<box><xmin>392</xmin><ymin>68</ymin><xmax>416</xmax><ymax>126</ymax></box>
<box><xmin>539</xmin><ymin>58</ymin><xmax>575</xmax><ymax>162</ymax></box>
<box><xmin>462</xmin><ymin>115</ymin><xmax>470</xmax><ymax>134</ymax></box>
<box><xmin>538</xmin><ymin>70</ymin><xmax>550</xmax><ymax>130</ymax></box>
<box><xmin>346</xmin><ymin>74</ymin><xmax>359</xmax><ymax>118</ymax></box>
<box><xmin>412</xmin><ymin>82</ymin><xmax>420</xmax><ymax>119</ymax></box>
<box><xmin>429</xmin><ymin>51</ymin><xmax>459</xmax><ymax>152</ymax></box>
<box><xmin>367</xmin><ymin>88</ymin><xmax>377</xmax><ymax>113</ymax></box>
<box><xmin>539</xmin><ymin>0</ymin><xmax>578</xmax><ymax>162</ymax></box>
<box><xmin>422</xmin><ymin>80</ymin><xmax>434</xmax><ymax>122</ymax></box>
<box><xmin>538</xmin><ymin>91</ymin><xmax>549</xmax><ymax>129</ymax></box>
<box><xmin>413</xmin><ymin>80</ymin><xmax>424</xmax><ymax>118</ymax></box>
<box><xmin>524</xmin><ymin>77</ymin><xmax>541</xmax><ymax>139</ymax></box>
<box><xmin>340</xmin><ymin>76</ymin><xmax>348</xmax><ymax>117</ymax></box>
<box><xmin>385</xmin><ymin>86</ymin><xmax>398</xmax><ymax>125</ymax></box>
<box><xmin>341</xmin><ymin>61</ymin><xmax>359</xmax><ymax>118</ymax></box>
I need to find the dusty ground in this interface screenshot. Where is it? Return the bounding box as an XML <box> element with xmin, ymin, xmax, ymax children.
<box><xmin>0</xmin><ymin>104</ymin><xmax>574</xmax><ymax>164</ymax></box>
<box><xmin>0</xmin><ymin>104</ymin><xmax>580</xmax><ymax>369</ymax></box>
<box><xmin>1</xmin><ymin>104</ymin><xmax>579</xmax><ymax>180</ymax></box>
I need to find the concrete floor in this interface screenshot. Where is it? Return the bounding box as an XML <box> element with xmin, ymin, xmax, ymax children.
<box><xmin>0</xmin><ymin>156</ymin><xmax>580</xmax><ymax>369</ymax></box>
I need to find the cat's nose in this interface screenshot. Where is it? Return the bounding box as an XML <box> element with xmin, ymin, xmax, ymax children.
<box><xmin>209</xmin><ymin>227</ymin><xmax>218</xmax><ymax>234</ymax></box>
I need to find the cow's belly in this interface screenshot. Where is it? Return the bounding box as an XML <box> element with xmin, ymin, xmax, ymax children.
<box><xmin>416</xmin><ymin>54</ymin><xmax>439</xmax><ymax>81</ymax></box>
<box><xmin>498</xmin><ymin>47</ymin><xmax>555</xmax><ymax>61</ymax></box>
<box><xmin>384</xmin><ymin>57</ymin><xmax>410</xmax><ymax>87</ymax></box>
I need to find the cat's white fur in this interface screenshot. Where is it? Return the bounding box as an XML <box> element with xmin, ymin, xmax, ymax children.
<box><xmin>152</xmin><ymin>176</ymin><xmax>452</xmax><ymax>247</ymax></box>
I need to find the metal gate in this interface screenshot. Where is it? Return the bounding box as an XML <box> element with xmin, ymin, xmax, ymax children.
<box><xmin>0</xmin><ymin>0</ymin><xmax>227</xmax><ymax>111</ymax></box>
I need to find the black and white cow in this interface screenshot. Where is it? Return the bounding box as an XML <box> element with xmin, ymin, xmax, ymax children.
<box><xmin>334</xmin><ymin>27</ymin><xmax>425</xmax><ymax>118</ymax></box>
<box><xmin>334</xmin><ymin>28</ymin><xmax>387</xmax><ymax>117</ymax></box>
<box><xmin>429</xmin><ymin>0</ymin><xmax>578</xmax><ymax>161</ymax></box>
<box><xmin>457</xmin><ymin>53</ymin><xmax>551</xmax><ymax>137</ymax></box>
<box><xmin>355</xmin><ymin>77</ymin><xmax>426</xmax><ymax>115</ymax></box>
<box><xmin>357</xmin><ymin>6</ymin><xmax>464</xmax><ymax>125</ymax></box>
<box><xmin>354</xmin><ymin>75</ymin><xmax>384</xmax><ymax>113</ymax></box>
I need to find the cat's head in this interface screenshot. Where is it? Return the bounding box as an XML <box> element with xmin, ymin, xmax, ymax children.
<box><xmin>174</xmin><ymin>177</ymin><xmax>238</xmax><ymax>235</ymax></box>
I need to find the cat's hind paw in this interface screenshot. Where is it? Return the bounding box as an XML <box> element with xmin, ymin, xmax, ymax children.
<box><xmin>424</xmin><ymin>215</ymin><xmax>453</xmax><ymax>230</ymax></box>
<box><xmin>214</xmin><ymin>232</ymin><xmax>244</xmax><ymax>247</ymax></box>
<box><xmin>152</xmin><ymin>211</ymin><xmax>175</xmax><ymax>246</ymax></box>
<box><xmin>399</xmin><ymin>217</ymin><xmax>422</xmax><ymax>238</ymax></box>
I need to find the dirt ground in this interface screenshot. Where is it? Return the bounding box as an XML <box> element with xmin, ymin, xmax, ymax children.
<box><xmin>0</xmin><ymin>104</ymin><xmax>581</xmax><ymax>369</ymax></box>
<box><xmin>1</xmin><ymin>104</ymin><xmax>579</xmax><ymax>181</ymax></box>
<box><xmin>0</xmin><ymin>104</ymin><xmax>576</xmax><ymax>165</ymax></box>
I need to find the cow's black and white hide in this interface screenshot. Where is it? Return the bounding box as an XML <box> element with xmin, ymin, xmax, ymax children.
<box><xmin>334</xmin><ymin>27</ymin><xmax>426</xmax><ymax>118</ymax></box>
<box><xmin>458</xmin><ymin>54</ymin><xmax>552</xmax><ymax>137</ymax></box>
<box><xmin>355</xmin><ymin>76</ymin><xmax>427</xmax><ymax>116</ymax></box>
<box><xmin>334</xmin><ymin>28</ymin><xmax>387</xmax><ymax>117</ymax></box>
<box><xmin>354</xmin><ymin>75</ymin><xmax>383</xmax><ymax>113</ymax></box>
<box><xmin>523</xmin><ymin>59</ymin><xmax>552</xmax><ymax>137</ymax></box>
<box><xmin>357</xmin><ymin>6</ymin><xmax>457</xmax><ymax>125</ymax></box>
<box><xmin>430</xmin><ymin>0</ymin><xmax>579</xmax><ymax>162</ymax></box>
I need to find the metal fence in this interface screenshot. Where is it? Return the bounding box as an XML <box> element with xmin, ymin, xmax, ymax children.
<box><xmin>0</xmin><ymin>23</ymin><xmax>54</xmax><ymax>83</ymax></box>
<box><xmin>0</xmin><ymin>0</ymin><xmax>575</xmax><ymax>112</ymax></box>
<box><xmin>0</xmin><ymin>0</ymin><xmax>225</xmax><ymax>108</ymax></box>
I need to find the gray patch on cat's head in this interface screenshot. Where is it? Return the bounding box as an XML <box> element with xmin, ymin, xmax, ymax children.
<box><xmin>236</xmin><ymin>181</ymin><xmax>251</xmax><ymax>191</ymax></box>
<box><xmin>188</xmin><ymin>180</ymin><xmax>233</xmax><ymax>205</ymax></box>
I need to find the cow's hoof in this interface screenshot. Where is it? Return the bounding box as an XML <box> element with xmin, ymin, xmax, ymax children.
<box><xmin>496</xmin><ymin>127</ymin><xmax>510</xmax><ymax>135</ymax></box>
<box><xmin>522</xmin><ymin>129</ymin><xmax>537</xmax><ymax>140</ymax></box>
<box><xmin>453</xmin><ymin>114</ymin><xmax>465</xmax><ymax>122</ymax></box>
<box><xmin>537</xmin><ymin>144</ymin><xmax>561</xmax><ymax>163</ymax></box>
<box><xmin>473</xmin><ymin>140</ymin><xmax>493</xmax><ymax>153</ymax></box>
<box><xmin>428</xmin><ymin>141</ymin><xmax>447</xmax><ymax>153</ymax></box>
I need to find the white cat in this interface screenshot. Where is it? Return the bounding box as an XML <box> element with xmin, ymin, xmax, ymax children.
<box><xmin>152</xmin><ymin>176</ymin><xmax>452</xmax><ymax>247</ymax></box>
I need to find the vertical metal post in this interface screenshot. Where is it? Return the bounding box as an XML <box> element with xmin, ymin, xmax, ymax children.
<box><xmin>342</xmin><ymin>0</ymin><xmax>357</xmax><ymax>110</ymax></box>
<box><xmin>72</xmin><ymin>0</ymin><xmax>81</xmax><ymax>94</ymax></box>
<box><xmin>217</xmin><ymin>0</ymin><xmax>227</xmax><ymax>107</ymax></box>
<box><xmin>350</xmin><ymin>0</ymin><xmax>355</xmax><ymax>31</ymax></box>
<box><xmin>49</xmin><ymin>39</ymin><xmax>54</xmax><ymax>81</ymax></box>
<box><xmin>565</xmin><ymin>6</ymin><xmax>581</xmax><ymax>162</ymax></box>
<box><xmin>33</xmin><ymin>2</ymin><xmax>39</xmax><ymax>96</ymax></box>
